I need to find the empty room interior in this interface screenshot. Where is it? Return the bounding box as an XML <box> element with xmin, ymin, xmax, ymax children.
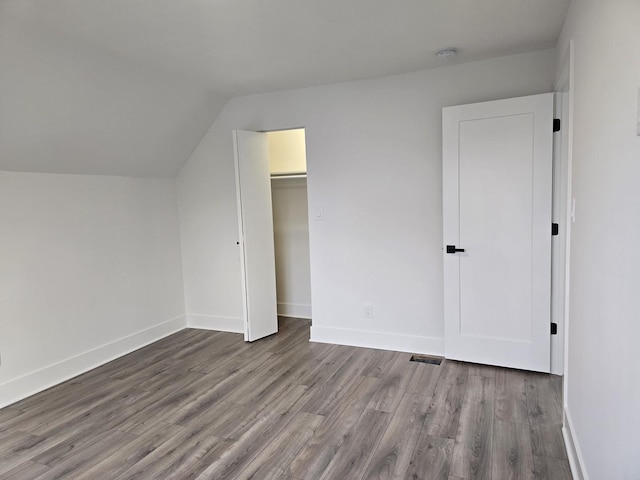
<box><xmin>0</xmin><ymin>1</ymin><xmax>638</xmax><ymax>479</ymax></box>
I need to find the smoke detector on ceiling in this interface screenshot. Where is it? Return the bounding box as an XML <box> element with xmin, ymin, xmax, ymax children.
<box><xmin>436</xmin><ymin>48</ymin><xmax>458</xmax><ymax>60</ymax></box>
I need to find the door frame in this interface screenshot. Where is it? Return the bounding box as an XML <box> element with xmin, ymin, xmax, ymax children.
<box><xmin>551</xmin><ymin>45</ymin><xmax>574</xmax><ymax>376</ymax></box>
<box><xmin>554</xmin><ymin>40</ymin><xmax>575</xmax><ymax>427</ymax></box>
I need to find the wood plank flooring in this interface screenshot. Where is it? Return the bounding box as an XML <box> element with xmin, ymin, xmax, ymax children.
<box><xmin>0</xmin><ymin>318</ymin><xmax>571</xmax><ymax>479</ymax></box>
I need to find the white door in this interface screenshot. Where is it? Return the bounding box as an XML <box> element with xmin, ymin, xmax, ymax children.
<box><xmin>233</xmin><ymin>130</ymin><xmax>278</xmax><ymax>342</ymax></box>
<box><xmin>443</xmin><ymin>94</ymin><xmax>553</xmax><ymax>372</ymax></box>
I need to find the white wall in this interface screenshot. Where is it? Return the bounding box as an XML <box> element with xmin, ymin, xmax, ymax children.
<box><xmin>272</xmin><ymin>178</ymin><xmax>312</xmax><ymax>319</ymax></box>
<box><xmin>177</xmin><ymin>49</ymin><xmax>556</xmax><ymax>352</ymax></box>
<box><xmin>557</xmin><ymin>1</ymin><xmax>640</xmax><ymax>479</ymax></box>
<box><xmin>0</xmin><ymin>171</ymin><xmax>186</xmax><ymax>408</ymax></box>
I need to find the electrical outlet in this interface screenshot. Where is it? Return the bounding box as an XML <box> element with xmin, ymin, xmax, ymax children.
<box><xmin>363</xmin><ymin>303</ymin><xmax>373</xmax><ymax>319</ymax></box>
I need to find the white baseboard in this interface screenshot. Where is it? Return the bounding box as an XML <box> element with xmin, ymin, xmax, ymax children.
<box><xmin>563</xmin><ymin>406</ymin><xmax>588</xmax><ymax>480</ymax></box>
<box><xmin>0</xmin><ymin>315</ymin><xmax>186</xmax><ymax>409</ymax></box>
<box><xmin>187</xmin><ymin>313</ymin><xmax>244</xmax><ymax>333</ymax></box>
<box><xmin>277</xmin><ymin>303</ymin><xmax>312</xmax><ymax>319</ymax></box>
<box><xmin>310</xmin><ymin>325</ymin><xmax>444</xmax><ymax>356</ymax></box>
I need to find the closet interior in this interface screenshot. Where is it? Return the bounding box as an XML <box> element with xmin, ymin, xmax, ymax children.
<box><xmin>267</xmin><ymin>128</ymin><xmax>312</xmax><ymax>320</ymax></box>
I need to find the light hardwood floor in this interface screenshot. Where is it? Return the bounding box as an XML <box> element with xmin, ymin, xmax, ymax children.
<box><xmin>0</xmin><ymin>318</ymin><xmax>571</xmax><ymax>479</ymax></box>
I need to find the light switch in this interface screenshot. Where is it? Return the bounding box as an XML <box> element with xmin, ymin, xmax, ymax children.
<box><xmin>637</xmin><ymin>87</ymin><xmax>640</xmax><ymax>136</ymax></box>
<box><xmin>314</xmin><ymin>208</ymin><xmax>324</xmax><ymax>221</ymax></box>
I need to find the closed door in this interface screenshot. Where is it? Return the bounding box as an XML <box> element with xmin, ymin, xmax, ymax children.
<box><xmin>442</xmin><ymin>94</ymin><xmax>553</xmax><ymax>372</ymax></box>
<box><xmin>233</xmin><ymin>130</ymin><xmax>278</xmax><ymax>342</ymax></box>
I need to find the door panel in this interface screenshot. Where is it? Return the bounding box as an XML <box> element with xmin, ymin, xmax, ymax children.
<box><xmin>459</xmin><ymin>114</ymin><xmax>534</xmax><ymax>342</ymax></box>
<box><xmin>443</xmin><ymin>94</ymin><xmax>553</xmax><ymax>372</ymax></box>
<box><xmin>233</xmin><ymin>130</ymin><xmax>278</xmax><ymax>342</ymax></box>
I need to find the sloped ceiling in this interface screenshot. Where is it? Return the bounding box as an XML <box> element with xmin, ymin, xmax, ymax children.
<box><xmin>0</xmin><ymin>0</ymin><xmax>571</xmax><ymax>177</ymax></box>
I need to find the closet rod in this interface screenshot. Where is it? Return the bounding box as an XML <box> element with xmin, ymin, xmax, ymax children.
<box><xmin>270</xmin><ymin>173</ymin><xmax>307</xmax><ymax>179</ymax></box>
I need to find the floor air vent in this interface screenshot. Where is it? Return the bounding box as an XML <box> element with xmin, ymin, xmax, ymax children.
<box><xmin>410</xmin><ymin>355</ymin><xmax>443</xmax><ymax>365</ymax></box>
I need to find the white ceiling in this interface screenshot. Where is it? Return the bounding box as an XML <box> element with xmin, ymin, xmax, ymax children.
<box><xmin>0</xmin><ymin>0</ymin><xmax>571</xmax><ymax>177</ymax></box>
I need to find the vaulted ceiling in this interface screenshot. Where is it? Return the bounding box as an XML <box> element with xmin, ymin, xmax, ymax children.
<box><xmin>0</xmin><ymin>0</ymin><xmax>571</xmax><ymax>177</ymax></box>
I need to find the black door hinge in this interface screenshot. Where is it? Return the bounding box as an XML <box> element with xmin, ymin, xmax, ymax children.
<box><xmin>551</xmin><ymin>323</ymin><xmax>558</xmax><ymax>335</ymax></box>
<box><xmin>552</xmin><ymin>223</ymin><xmax>559</xmax><ymax>236</ymax></box>
<box><xmin>553</xmin><ymin>119</ymin><xmax>561</xmax><ymax>132</ymax></box>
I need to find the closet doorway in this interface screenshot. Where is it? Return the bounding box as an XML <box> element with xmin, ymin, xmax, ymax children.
<box><xmin>268</xmin><ymin>129</ymin><xmax>312</xmax><ymax>321</ymax></box>
<box><xmin>233</xmin><ymin>128</ymin><xmax>311</xmax><ymax>342</ymax></box>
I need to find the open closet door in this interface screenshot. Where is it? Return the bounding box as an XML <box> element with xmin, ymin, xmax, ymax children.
<box><xmin>233</xmin><ymin>130</ymin><xmax>278</xmax><ymax>342</ymax></box>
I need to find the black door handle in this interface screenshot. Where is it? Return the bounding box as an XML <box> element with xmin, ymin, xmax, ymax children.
<box><xmin>446</xmin><ymin>245</ymin><xmax>465</xmax><ymax>254</ymax></box>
